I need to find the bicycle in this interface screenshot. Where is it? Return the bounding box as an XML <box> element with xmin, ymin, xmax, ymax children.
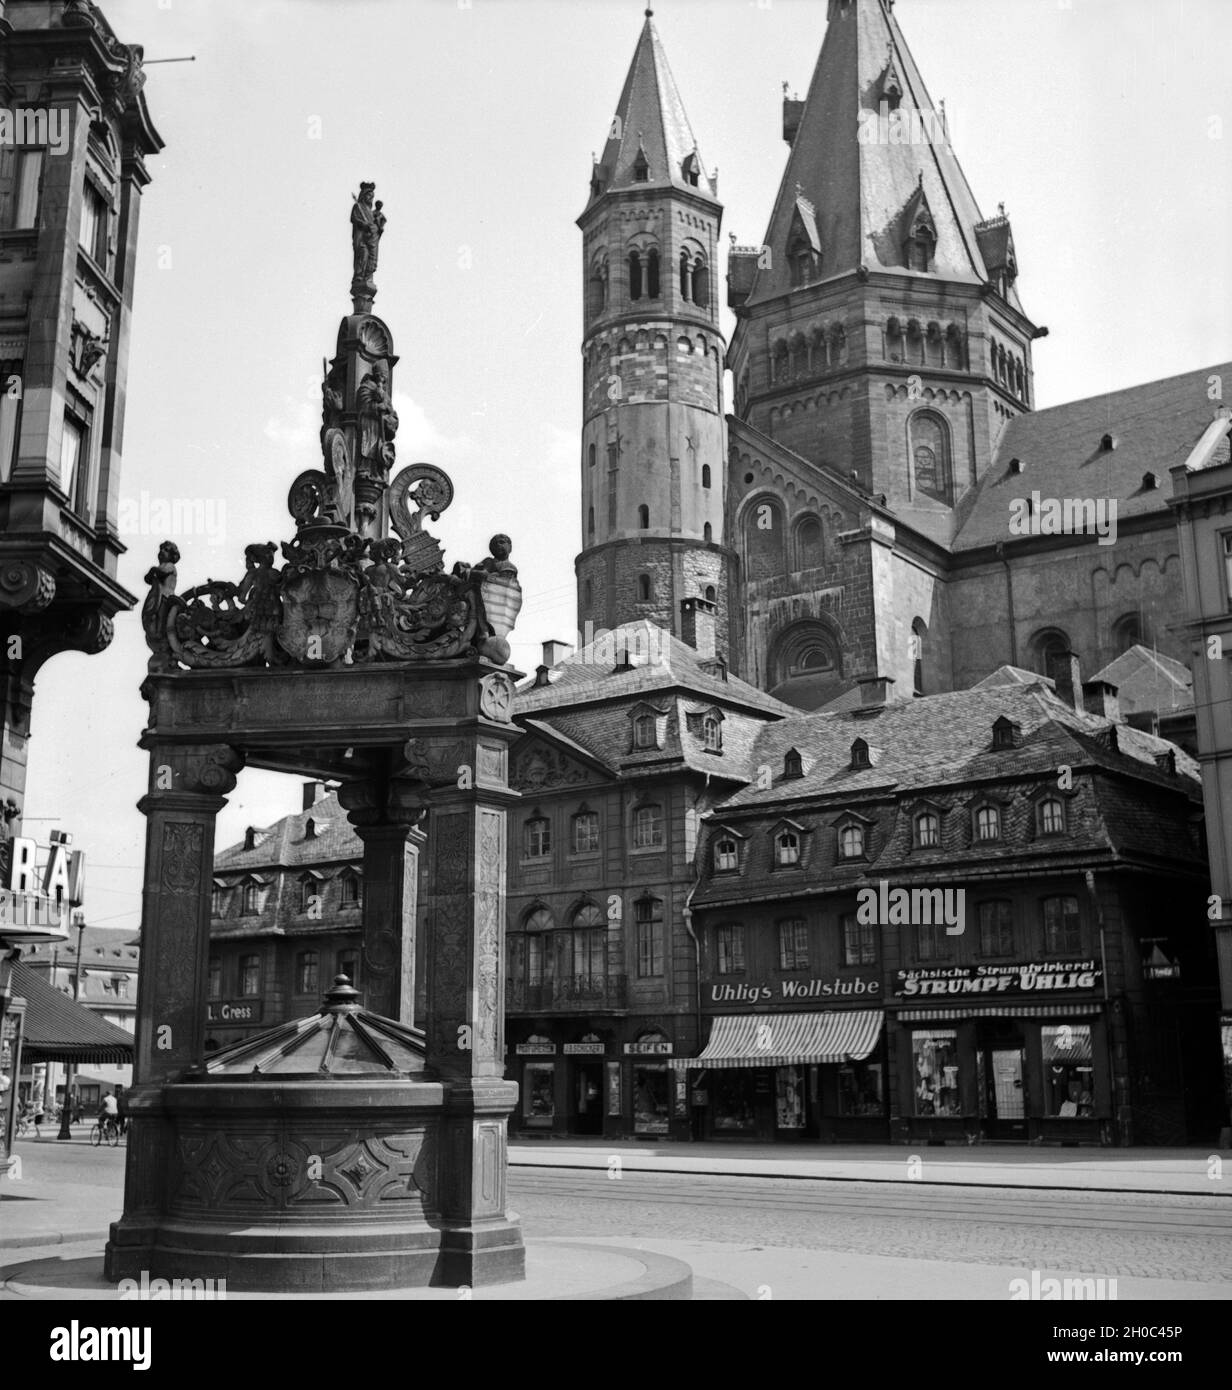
<box><xmin>15</xmin><ymin>1111</ymin><xmax>30</xmax><ymax>1138</ymax></box>
<box><xmin>90</xmin><ymin>1116</ymin><xmax>120</xmax><ymax>1147</ymax></box>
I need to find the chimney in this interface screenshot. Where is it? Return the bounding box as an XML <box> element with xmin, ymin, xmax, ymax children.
<box><xmin>243</xmin><ymin>826</ymin><xmax>256</xmax><ymax>851</ymax></box>
<box><xmin>541</xmin><ymin>639</ymin><xmax>573</xmax><ymax>669</ymax></box>
<box><xmin>1081</xmin><ymin>679</ymin><xmax>1120</xmax><ymax>722</ymax></box>
<box><xmin>782</xmin><ymin>94</ymin><xmax>805</xmax><ymax>146</ymax></box>
<box><xmin>533</xmin><ymin>664</ymin><xmax>552</xmax><ymax>688</ymax></box>
<box><xmin>856</xmin><ymin>673</ymin><xmax>894</xmax><ymax>709</ymax></box>
<box><xmin>680</xmin><ymin>596</ymin><xmax>717</xmax><ymax>659</ymax></box>
<box><xmin>301</xmin><ymin>781</ymin><xmax>327</xmax><ymax>812</ymax></box>
<box><xmin>1051</xmin><ymin>650</ymin><xmax>1083</xmax><ymax>711</ymax></box>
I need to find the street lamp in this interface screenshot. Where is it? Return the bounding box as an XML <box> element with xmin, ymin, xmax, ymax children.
<box><xmin>56</xmin><ymin>910</ymin><xmax>87</xmax><ymax>1141</ymax></box>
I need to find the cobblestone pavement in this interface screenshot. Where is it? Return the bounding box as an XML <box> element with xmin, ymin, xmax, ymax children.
<box><xmin>508</xmin><ymin>1170</ymin><xmax>1232</xmax><ymax>1286</ymax></box>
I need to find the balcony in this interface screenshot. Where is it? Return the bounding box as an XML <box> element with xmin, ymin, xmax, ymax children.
<box><xmin>506</xmin><ymin>974</ymin><xmax>627</xmax><ymax>1014</ymax></box>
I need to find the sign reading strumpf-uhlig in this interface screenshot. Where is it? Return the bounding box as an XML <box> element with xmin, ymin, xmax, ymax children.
<box><xmin>894</xmin><ymin>960</ymin><xmax>1101</xmax><ymax>998</ymax></box>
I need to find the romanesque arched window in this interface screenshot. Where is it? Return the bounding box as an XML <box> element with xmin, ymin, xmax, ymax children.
<box><xmin>646</xmin><ymin>248</ymin><xmax>660</xmax><ymax>299</ymax></box>
<box><xmin>638</xmin><ymin>503</ymin><xmax>650</xmax><ymax>529</ymax></box>
<box><xmin>702</xmin><ymin>464</ymin><xmax>711</xmax><ymax>489</ymax></box>
<box><xmin>743</xmin><ymin>496</ymin><xmax>786</xmax><ymax>581</ymax></box>
<box><xmin>628</xmin><ymin>250</ymin><xmax>643</xmax><ymax>301</ymax></box>
<box><xmin>795</xmin><ymin>515</ymin><xmax>824</xmax><ymax>569</ymax></box>
<box><xmin>909</xmin><ymin>411</ymin><xmax>952</xmax><ymax>506</ymax></box>
<box><xmin>692</xmin><ymin>258</ymin><xmax>709</xmax><ymax>308</ymax></box>
<box><xmin>1112</xmin><ymin>613</ymin><xmax>1143</xmax><ymax>655</ymax></box>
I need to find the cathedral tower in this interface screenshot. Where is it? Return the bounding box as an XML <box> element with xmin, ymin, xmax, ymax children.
<box><xmin>576</xmin><ymin>12</ymin><xmax>728</xmax><ymax>651</ymax></box>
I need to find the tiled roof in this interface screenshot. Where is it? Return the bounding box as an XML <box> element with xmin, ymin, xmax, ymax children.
<box><xmin>215</xmin><ymin>792</ymin><xmax>360</xmax><ymax>872</ymax></box>
<box><xmin>21</xmin><ymin>926</ymin><xmax>140</xmax><ymax>967</ymax></box>
<box><xmin>1090</xmin><ymin>645</ymin><xmax>1193</xmax><ymax>720</ymax></box>
<box><xmin>953</xmin><ymin>364</ymin><xmax>1232</xmax><ymax>551</ymax></box>
<box><xmin>10</xmin><ymin>962</ymin><xmax>135</xmax><ymax>1064</ymax></box>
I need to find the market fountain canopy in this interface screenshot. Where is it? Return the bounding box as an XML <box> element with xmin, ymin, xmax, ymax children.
<box><xmin>141</xmin><ymin>185</ymin><xmax>521</xmax><ymax>674</ymax></box>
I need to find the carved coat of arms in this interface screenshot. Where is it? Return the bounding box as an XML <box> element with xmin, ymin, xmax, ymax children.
<box><xmin>277</xmin><ymin>566</ymin><xmax>360</xmax><ymax>665</ymax></box>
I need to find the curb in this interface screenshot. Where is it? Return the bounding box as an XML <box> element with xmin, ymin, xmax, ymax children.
<box><xmin>0</xmin><ymin>1230</ymin><xmax>110</xmax><ymax>1251</ymax></box>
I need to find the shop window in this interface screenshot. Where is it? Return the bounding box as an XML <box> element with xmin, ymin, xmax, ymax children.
<box><xmin>842</xmin><ymin>912</ymin><xmax>877</xmax><ymax>966</ymax></box>
<box><xmin>1042</xmin><ymin>895</ymin><xmax>1081</xmax><ymax>954</ymax></box>
<box><xmin>523</xmin><ymin>815</ymin><xmax>551</xmax><ymax>858</ymax></box>
<box><xmin>838</xmin><ymin>823</ymin><xmax>865</xmax><ymax>860</ymax></box>
<box><xmin>776</xmin><ymin>1066</ymin><xmax>805</xmax><ymax>1130</ymax></box>
<box><xmin>775</xmin><ymin>830</ymin><xmax>800</xmax><ymax>866</ymax></box>
<box><xmin>633</xmin><ymin>1063</ymin><xmax>670</xmax><ymax>1135</ymax></box>
<box><xmin>838</xmin><ymin>1061</ymin><xmax>884</xmax><ymax>1117</ymax></box>
<box><xmin>1038</xmin><ymin>797</ymin><xmax>1065</xmax><ymax>836</ymax></box>
<box><xmin>635</xmin><ymin>896</ymin><xmax>664</xmax><ymax>977</ymax></box>
<box><xmin>712</xmin><ymin>1070</ymin><xmax>757</xmax><ymax>1132</ymax></box>
<box><xmin>632</xmin><ymin>714</ymin><xmax>657</xmax><ymax>750</ymax></box>
<box><xmin>295</xmin><ymin>950</ymin><xmax>319</xmax><ymax>996</ymax></box>
<box><xmin>913</xmin><ymin>810</ymin><xmax>940</xmax><ymax>848</ymax></box>
<box><xmin>336</xmin><ymin>949</ymin><xmax>359</xmax><ymax>987</ymax></box>
<box><xmin>714</xmin><ymin>836</ymin><xmax>738</xmax><ymax>873</ymax></box>
<box><xmin>912</xmin><ymin>1030</ymin><xmax>961</xmax><ymax>1116</ymax></box>
<box><xmin>715</xmin><ymin>923</ymin><xmax>745</xmax><ymax>975</ymax></box>
<box><xmin>975</xmin><ymin>805</ymin><xmax>1001</xmax><ymax>842</ymax></box>
<box><xmin>572</xmin><ymin>810</ymin><xmax>600</xmax><ymax>854</ymax></box>
<box><xmin>1042</xmin><ymin>1024</ymin><xmax>1094</xmax><ymax>1117</ymax></box>
<box><xmin>239</xmin><ymin>954</ymin><xmax>261</xmax><ymax>997</ymax></box>
<box><xmin>777</xmin><ymin>918</ymin><xmax>809</xmax><ymax>971</ymax></box>
<box><xmin>522</xmin><ymin>1061</ymin><xmax>555</xmax><ymax>1126</ymax></box>
<box><xmin>978</xmin><ymin>900</ymin><xmax>1014</xmax><ymax>956</ymax></box>
<box><xmin>916</xmin><ymin>920</ymin><xmax>947</xmax><ymax>961</ymax></box>
<box><xmin>208</xmin><ymin>956</ymin><xmax>221</xmax><ymax>1001</ymax></box>
<box><xmin>633</xmin><ymin>804</ymin><xmax>664</xmax><ymax>850</ymax></box>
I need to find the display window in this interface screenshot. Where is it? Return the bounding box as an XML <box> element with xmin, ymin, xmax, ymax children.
<box><xmin>633</xmin><ymin>1064</ymin><xmax>670</xmax><ymax>1134</ymax></box>
<box><xmin>712</xmin><ymin>1071</ymin><xmax>757</xmax><ymax>1132</ymax></box>
<box><xmin>838</xmin><ymin>1060</ymin><xmax>883</xmax><ymax>1116</ymax></box>
<box><xmin>912</xmin><ymin>1029</ymin><xmax>961</xmax><ymax>1116</ymax></box>
<box><xmin>775</xmin><ymin>1065</ymin><xmax>805</xmax><ymax>1129</ymax></box>
<box><xmin>1042</xmin><ymin>1023</ymin><xmax>1094</xmax><ymax>1117</ymax></box>
<box><xmin>522</xmin><ymin>1062</ymin><xmax>555</xmax><ymax>1126</ymax></box>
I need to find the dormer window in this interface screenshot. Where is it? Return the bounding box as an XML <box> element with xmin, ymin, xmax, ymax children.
<box><xmin>1038</xmin><ymin>797</ymin><xmax>1065</xmax><ymax>836</ymax></box>
<box><xmin>850</xmin><ymin>739</ymin><xmax>870</xmax><ymax>770</ymax></box>
<box><xmin>241</xmin><ymin>880</ymin><xmax>260</xmax><ymax>916</ymax></box>
<box><xmin>905</xmin><ymin>228</ymin><xmax>934</xmax><ymax>273</ymax></box>
<box><xmin>991</xmin><ymin>717</ymin><xmax>1021</xmax><ymax>750</ymax></box>
<box><xmin>633</xmin><ymin>713</ymin><xmax>657</xmax><ymax>749</ymax></box>
<box><xmin>633</xmin><ymin>146</ymin><xmax>649</xmax><ymax>182</ymax></box>
<box><xmin>775</xmin><ymin>830</ymin><xmax>801</xmax><ymax>867</ymax></box>
<box><xmin>682</xmin><ymin>151</ymin><xmax>701</xmax><ymax>187</ymax></box>
<box><xmin>789</xmin><ymin>238</ymin><xmax>816</xmax><ymax>288</ymax></box>
<box><xmin>783</xmin><ymin>748</ymin><xmax>804</xmax><ymax>779</ymax></box>
<box><xmin>913</xmin><ymin>810</ymin><xmax>940</xmax><ymax>849</ymax></box>
<box><xmin>702</xmin><ymin>715</ymin><xmax>722</xmax><ymax>751</ymax></box>
<box><xmin>839</xmin><ymin>823</ymin><xmax>865</xmax><ymax>860</ymax></box>
<box><xmin>339</xmin><ymin>870</ymin><xmax>362</xmax><ymax>908</ymax></box>
<box><xmin>975</xmin><ymin>805</ymin><xmax>1001</xmax><ymax>842</ymax></box>
<box><xmin>714</xmin><ymin>837</ymin><xmax>739</xmax><ymax>873</ymax></box>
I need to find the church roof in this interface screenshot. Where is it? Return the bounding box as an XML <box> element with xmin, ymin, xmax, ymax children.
<box><xmin>741</xmin><ymin>0</ymin><xmax>1003</xmax><ymax>306</ymax></box>
<box><xmin>952</xmin><ymin>363</ymin><xmax>1232</xmax><ymax>552</ymax></box>
<box><xmin>586</xmin><ymin>13</ymin><xmax>716</xmax><ymax>206</ymax></box>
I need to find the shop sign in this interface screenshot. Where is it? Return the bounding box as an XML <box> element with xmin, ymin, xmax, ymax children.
<box><xmin>894</xmin><ymin>960</ymin><xmax>1101</xmax><ymax>998</ymax></box>
<box><xmin>516</xmin><ymin>1042</ymin><xmax>557</xmax><ymax>1055</ymax></box>
<box><xmin>624</xmin><ymin>1041</ymin><xmax>672</xmax><ymax>1055</ymax></box>
<box><xmin>206</xmin><ymin>1000</ymin><xmax>262</xmax><ymax>1024</ymax></box>
<box><xmin>708</xmin><ymin>976</ymin><xmax>879</xmax><ymax>1006</ymax></box>
<box><xmin>563</xmin><ymin>1043</ymin><xmax>605</xmax><ymax>1055</ymax></box>
<box><xmin>1</xmin><ymin>836</ymin><xmax>85</xmax><ymax>935</ymax></box>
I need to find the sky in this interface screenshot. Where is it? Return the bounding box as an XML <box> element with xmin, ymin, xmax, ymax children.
<box><xmin>22</xmin><ymin>0</ymin><xmax>1231</xmax><ymax>938</ymax></box>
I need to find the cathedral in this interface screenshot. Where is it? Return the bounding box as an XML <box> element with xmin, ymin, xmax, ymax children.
<box><xmin>576</xmin><ymin>0</ymin><xmax>1230</xmax><ymax>716</ymax></box>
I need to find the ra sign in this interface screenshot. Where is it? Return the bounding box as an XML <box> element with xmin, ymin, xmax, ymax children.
<box><xmin>6</xmin><ymin>836</ymin><xmax>85</xmax><ymax>913</ymax></box>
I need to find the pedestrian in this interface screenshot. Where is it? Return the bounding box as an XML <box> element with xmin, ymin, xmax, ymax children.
<box><xmin>32</xmin><ymin>1098</ymin><xmax>44</xmax><ymax>1139</ymax></box>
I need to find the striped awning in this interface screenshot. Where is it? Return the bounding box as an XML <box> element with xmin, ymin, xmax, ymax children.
<box><xmin>669</xmin><ymin>1010</ymin><xmax>883</xmax><ymax>1070</ymax></box>
<box><xmin>9</xmin><ymin>962</ymin><xmax>134</xmax><ymax>1065</ymax></box>
<box><xmin>897</xmin><ymin>1002</ymin><xmax>1102</xmax><ymax>1022</ymax></box>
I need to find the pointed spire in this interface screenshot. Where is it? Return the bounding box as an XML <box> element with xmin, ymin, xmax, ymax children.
<box><xmin>587</xmin><ymin>12</ymin><xmax>717</xmax><ymax>205</ymax></box>
<box><xmin>743</xmin><ymin>0</ymin><xmax>1011</xmax><ymax>306</ymax></box>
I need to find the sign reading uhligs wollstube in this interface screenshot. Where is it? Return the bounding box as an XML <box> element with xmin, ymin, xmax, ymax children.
<box><xmin>894</xmin><ymin>960</ymin><xmax>1101</xmax><ymax>998</ymax></box>
<box><xmin>708</xmin><ymin>976</ymin><xmax>881</xmax><ymax>1006</ymax></box>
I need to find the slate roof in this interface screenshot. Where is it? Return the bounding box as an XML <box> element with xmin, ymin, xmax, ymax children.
<box><xmin>20</xmin><ymin>927</ymin><xmax>140</xmax><ymax>969</ymax></box>
<box><xmin>586</xmin><ymin>15</ymin><xmax>716</xmax><ymax>207</ymax></box>
<box><xmin>1090</xmin><ymin>645</ymin><xmax>1193</xmax><ymax>721</ymax></box>
<box><xmin>953</xmin><ymin>364</ymin><xmax>1232</xmax><ymax>551</ymax></box>
<box><xmin>215</xmin><ymin>792</ymin><xmax>359</xmax><ymax>874</ymax></box>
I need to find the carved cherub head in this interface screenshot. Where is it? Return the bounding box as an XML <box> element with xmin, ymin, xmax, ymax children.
<box><xmin>489</xmin><ymin>534</ymin><xmax>512</xmax><ymax>561</ymax></box>
<box><xmin>157</xmin><ymin>541</ymin><xmax>180</xmax><ymax>566</ymax></box>
<box><xmin>244</xmin><ymin>542</ymin><xmax>277</xmax><ymax>569</ymax></box>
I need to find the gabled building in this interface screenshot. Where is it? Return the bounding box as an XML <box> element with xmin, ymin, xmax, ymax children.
<box><xmin>683</xmin><ymin>680</ymin><xmax>1219</xmax><ymax>1146</ymax></box>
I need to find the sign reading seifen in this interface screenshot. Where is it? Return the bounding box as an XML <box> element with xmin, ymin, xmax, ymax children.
<box><xmin>895</xmin><ymin>960</ymin><xmax>1100</xmax><ymax>998</ymax></box>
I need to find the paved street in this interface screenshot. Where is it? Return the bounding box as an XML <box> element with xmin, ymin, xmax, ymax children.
<box><xmin>4</xmin><ymin>1138</ymin><xmax>1230</xmax><ymax>1300</ymax></box>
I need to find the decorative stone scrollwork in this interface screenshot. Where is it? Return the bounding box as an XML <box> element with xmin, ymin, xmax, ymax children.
<box><xmin>154</xmin><ymin>744</ymin><xmax>244</xmax><ymax>798</ymax></box>
<box><xmin>479</xmin><ymin>671</ymin><xmax>515</xmax><ymax>723</ymax></box>
<box><xmin>0</xmin><ymin>560</ymin><xmax>55</xmax><ymax>614</ymax></box>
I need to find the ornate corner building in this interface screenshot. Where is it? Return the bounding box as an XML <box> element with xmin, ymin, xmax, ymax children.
<box><xmin>0</xmin><ymin>0</ymin><xmax>162</xmax><ymax>821</ymax></box>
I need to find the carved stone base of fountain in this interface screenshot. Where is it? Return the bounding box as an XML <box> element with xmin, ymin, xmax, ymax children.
<box><xmin>104</xmin><ymin>1078</ymin><xmax>524</xmax><ymax>1291</ymax></box>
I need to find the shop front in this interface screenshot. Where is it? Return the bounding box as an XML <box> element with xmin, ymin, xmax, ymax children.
<box><xmin>506</xmin><ymin>1025</ymin><xmax>684</xmax><ymax>1139</ymax></box>
<box><xmin>672</xmin><ymin>1008</ymin><xmax>887</xmax><ymax>1143</ymax></box>
<box><xmin>893</xmin><ymin>959</ymin><xmax>1109</xmax><ymax>1144</ymax></box>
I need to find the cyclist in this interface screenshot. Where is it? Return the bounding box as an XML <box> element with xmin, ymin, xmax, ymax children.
<box><xmin>99</xmin><ymin>1091</ymin><xmax>120</xmax><ymax>1139</ymax></box>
